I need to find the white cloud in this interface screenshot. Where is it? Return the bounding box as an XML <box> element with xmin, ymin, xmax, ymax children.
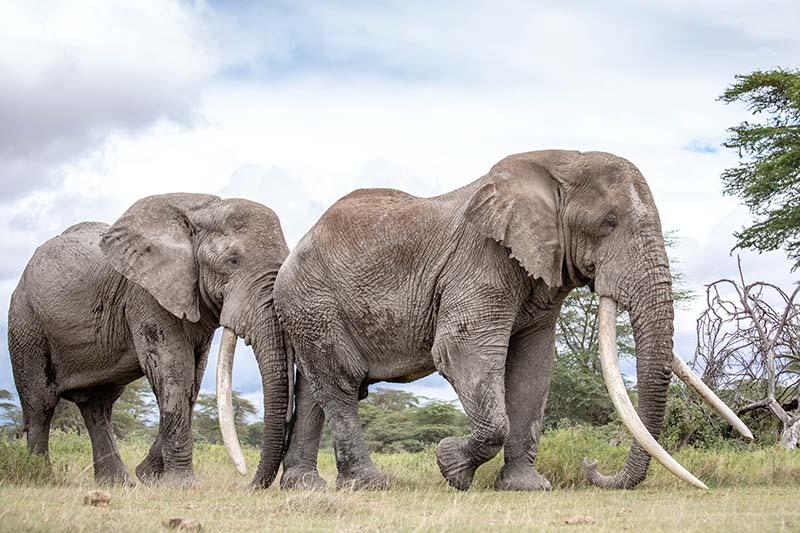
<box><xmin>0</xmin><ymin>0</ymin><xmax>220</xmax><ymax>201</ymax></box>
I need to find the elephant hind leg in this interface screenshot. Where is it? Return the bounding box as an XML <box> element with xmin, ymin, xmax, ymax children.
<box><xmin>23</xmin><ymin>402</ymin><xmax>57</xmax><ymax>458</ymax></box>
<box><xmin>8</xmin><ymin>299</ymin><xmax>59</xmax><ymax>458</ymax></box>
<box><xmin>298</xmin><ymin>339</ymin><xmax>387</xmax><ymax>490</ymax></box>
<box><xmin>77</xmin><ymin>384</ymin><xmax>134</xmax><ymax>486</ymax></box>
<box><xmin>495</xmin><ymin>324</ymin><xmax>556</xmax><ymax>492</ymax></box>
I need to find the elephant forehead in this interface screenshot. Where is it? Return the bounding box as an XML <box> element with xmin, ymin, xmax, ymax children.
<box><xmin>215</xmin><ymin>200</ymin><xmax>280</xmax><ymax>230</ymax></box>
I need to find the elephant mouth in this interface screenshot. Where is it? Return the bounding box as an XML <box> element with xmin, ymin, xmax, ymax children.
<box><xmin>591</xmin><ymin>297</ymin><xmax>753</xmax><ymax>489</ymax></box>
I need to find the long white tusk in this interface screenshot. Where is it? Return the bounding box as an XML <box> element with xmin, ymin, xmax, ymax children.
<box><xmin>216</xmin><ymin>327</ymin><xmax>247</xmax><ymax>475</ymax></box>
<box><xmin>672</xmin><ymin>353</ymin><xmax>754</xmax><ymax>440</ymax></box>
<box><xmin>597</xmin><ymin>297</ymin><xmax>708</xmax><ymax>490</ymax></box>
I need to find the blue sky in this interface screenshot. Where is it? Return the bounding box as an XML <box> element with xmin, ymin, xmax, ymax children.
<box><xmin>1</xmin><ymin>0</ymin><xmax>799</xmax><ymax>415</ymax></box>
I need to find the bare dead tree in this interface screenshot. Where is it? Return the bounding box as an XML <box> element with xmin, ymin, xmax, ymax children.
<box><xmin>695</xmin><ymin>258</ymin><xmax>800</xmax><ymax>449</ymax></box>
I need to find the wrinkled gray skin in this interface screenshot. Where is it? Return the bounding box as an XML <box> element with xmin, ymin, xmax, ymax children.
<box><xmin>276</xmin><ymin>150</ymin><xmax>674</xmax><ymax>491</ymax></box>
<box><xmin>8</xmin><ymin>194</ymin><xmax>289</xmax><ymax>488</ymax></box>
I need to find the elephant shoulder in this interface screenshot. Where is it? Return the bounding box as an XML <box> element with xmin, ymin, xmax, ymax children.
<box><xmin>61</xmin><ymin>221</ymin><xmax>109</xmax><ymax>237</ymax></box>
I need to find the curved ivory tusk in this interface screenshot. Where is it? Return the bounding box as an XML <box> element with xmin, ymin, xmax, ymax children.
<box><xmin>672</xmin><ymin>353</ymin><xmax>754</xmax><ymax>440</ymax></box>
<box><xmin>597</xmin><ymin>297</ymin><xmax>708</xmax><ymax>490</ymax></box>
<box><xmin>216</xmin><ymin>327</ymin><xmax>247</xmax><ymax>475</ymax></box>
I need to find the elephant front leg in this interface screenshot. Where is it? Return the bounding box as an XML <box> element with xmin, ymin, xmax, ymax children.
<box><xmin>495</xmin><ymin>323</ymin><xmax>556</xmax><ymax>491</ymax></box>
<box><xmin>432</xmin><ymin>333</ymin><xmax>511</xmax><ymax>491</ymax></box>
<box><xmin>136</xmin><ymin>341</ymin><xmax>209</xmax><ymax>484</ymax></box>
<box><xmin>136</xmin><ymin>432</ymin><xmax>165</xmax><ymax>482</ymax></box>
<box><xmin>301</xmin><ymin>349</ymin><xmax>388</xmax><ymax>490</ymax></box>
<box><xmin>281</xmin><ymin>372</ymin><xmax>327</xmax><ymax>490</ymax></box>
<box><xmin>132</xmin><ymin>322</ymin><xmax>198</xmax><ymax>487</ymax></box>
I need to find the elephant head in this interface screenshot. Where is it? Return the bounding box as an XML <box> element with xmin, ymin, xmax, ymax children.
<box><xmin>467</xmin><ymin>150</ymin><xmax>751</xmax><ymax>489</ymax></box>
<box><xmin>99</xmin><ymin>193</ymin><xmax>289</xmax><ymax>488</ymax></box>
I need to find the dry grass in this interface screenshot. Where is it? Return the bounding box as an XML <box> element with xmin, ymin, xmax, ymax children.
<box><xmin>1</xmin><ymin>431</ymin><xmax>799</xmax><ymax>532</ymax></box>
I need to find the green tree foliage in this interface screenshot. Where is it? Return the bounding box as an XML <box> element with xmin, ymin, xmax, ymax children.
<box><xmin>51</xmin><ymin>401</ymin><xmax>84</xmax><ymax>435</ymax></box>
<box><xmin>112</xmin><ymin>378</ymin><xmax>156</xmax><ymax>439</ymax></box>
<box><xmin>353</xmin><ymin>388</ymin><xmax>468</xmax><ymax>453</ymax></box>
<box><xmin>192</xmin><ymin>390</ymin><xmax>257</xmax><ymax>444</ymax></box>
<box><xmin>47</xmin><ymin>378</ymin><xmax>156</xmax><ymax>438</ymax></box>
<box><xmin>719</xmin><ymin>68</ymin><xmax>800</xmax><ymax>268</ymax></box>
<box><xmin>0</xmin><ymin>389</ymin><xmax>22</xmax><ymax>437</ymax></box>
<box><xmin>548</xmin><ymin>287</ymin><xmax>630</xmax><ymax>428</ymax></box>
<box><xmin>311</xmin><ymin>389</ymin><xmax>468</xmax><ymax>453</ymax></box>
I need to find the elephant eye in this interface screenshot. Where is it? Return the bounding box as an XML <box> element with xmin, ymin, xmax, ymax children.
<box><xmin>226</xmin><ymin>254</ymin><xmax>240</xmax><ymax>267</ymax></box>
<box><xmin>601</xmin><ymin>213</ymin><xmax>618</xmax><ymax>229</ymax></box>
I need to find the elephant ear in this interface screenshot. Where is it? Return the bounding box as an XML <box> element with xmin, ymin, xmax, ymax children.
<box><xmin>465</xmin><ymin>157</ymin><xmax>564</xmax><ymax>290</ymax></box>
<box><xmin>100</xmin><ymin>193</ymin><xmax>218</xmax><ymax>322</ymax></box>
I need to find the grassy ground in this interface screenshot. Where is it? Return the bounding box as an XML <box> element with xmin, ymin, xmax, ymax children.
<box><xmin>1</xmin><ymin>428</ymin><xmax>799</xmax><ymax>532</ymax></box>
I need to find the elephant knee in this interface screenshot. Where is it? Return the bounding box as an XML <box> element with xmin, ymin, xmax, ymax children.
<box><xmin>475</xmin><ymin>414</ymin><xmax>510</xmax><ymax>451</ymax></box>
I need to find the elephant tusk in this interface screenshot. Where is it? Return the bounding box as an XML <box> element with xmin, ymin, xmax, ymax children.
<box><xmin>597</xmin><ymin>297</ymin><xmax>708</xmax><ymax>490</ymax></box>
<box><xmin>672</xmin><ymin>353</ymin><xmax>754</xmax><ymax>440</ymax></box>
<box><xmin>216</xmin><ymin>327</ymin><xmax>247</xmax><ymax>475</ymax></box>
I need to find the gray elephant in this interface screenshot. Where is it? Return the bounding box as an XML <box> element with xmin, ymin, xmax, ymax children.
<box><xmin>267</xmin><ymin>150</ymin><xmax>750</xmax><ymax>492</ymax></box>
<box><xmin>8</xmin><ymin>193</ymin><xmax>290</xmax><ymax>487</ymax></box>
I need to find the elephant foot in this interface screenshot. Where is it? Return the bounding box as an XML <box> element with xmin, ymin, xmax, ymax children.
<box><xmin>336</xmin><ymin>467</ymin><xmax>390</xmax><ymax>491</ymax></box>
<box><xmin>95</xmin><ymin>468</ymin><xmax>136</xmax><ymax>488</ymax></box>
<box><xmin>494</xmin><ymin>463</ymin><xmax>552</xmax><ymax>491</ymax></box>
<box><xmin>280</xmin><ymin>467</ymin><xmax>328</xmax><ymax>491</ymax></box>
<box><xmin>157</xmin><ymin>470</ymin><xmax>199</xmax><ymax>489</ymax></box>
<box><xmin>436</xmin><ymin>436</ymin><xmax>478</xmax><ymax>491</ymax></box>
<box><xmin>135</xmin><ymin>458</ymin><xmax>164</xmax><ymax>484</ymax></box>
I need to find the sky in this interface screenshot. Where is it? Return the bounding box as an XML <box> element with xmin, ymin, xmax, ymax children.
<box><xmin>1</xmin><ymin>0</ymin><xmax>799</xmax><ymax>417</ymax></box>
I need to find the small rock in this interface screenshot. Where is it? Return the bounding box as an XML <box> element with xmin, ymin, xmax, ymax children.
<box><xmin>565</xmin><ymin>515</ymin><xmax>597</xmax><ymax>526</ymax></box>
<box><xmin>163</xmin><ymin>518</ymin><xmax>203</xmax><ymax>531</ymax></box>
<box><xmin>84</xmin><ymin>490</ymin><xmax>112</xmax><ymax>507</ymax></box>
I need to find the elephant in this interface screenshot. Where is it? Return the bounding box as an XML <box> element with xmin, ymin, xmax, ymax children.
<box><xmin>259</xmin><ymin>149</ymin><xmax>751</xmax><ymax>492</ymax></box>
<box><xmin>8</xmin><ymin>193</ymin><xmax>291</xmax><ymax>487</ymax></box>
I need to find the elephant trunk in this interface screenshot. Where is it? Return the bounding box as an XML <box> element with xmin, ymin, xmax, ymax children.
<box><xmin>217</xmin><ymin>267</ymin><xmax>290</xmax><ymax>489</ymax></box>
<box><xmin>585</xmin><ymin>260</ymin><xmax>709</xmax><ymax>489</ymax></box>
<box><xmin>249</xmin><ymin>302</ymin><xmax>290</xmax><ymax>489</ymax></box>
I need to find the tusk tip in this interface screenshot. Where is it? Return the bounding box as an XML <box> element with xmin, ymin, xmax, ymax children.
<box><xmin>235</xmin><ymin>461</ymin><xmax>247</xmax><ymax>476</ymax></box>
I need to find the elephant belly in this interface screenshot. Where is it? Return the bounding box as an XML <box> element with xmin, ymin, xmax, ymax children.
<box><xmin>366</xmin><ymin>353</ymin><xmax>436</xmax><ymax>383</ymax></box>
<box><xmin>56</xmin><ymin>345</ymin><xmax>143</xmax><ymax>396</ymax></box>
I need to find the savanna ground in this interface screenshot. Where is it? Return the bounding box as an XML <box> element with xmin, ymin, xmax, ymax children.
<box><xmin>1</xmin><ymin>427</ymin><xmax>799</xmax><ymax>532</ymax></box>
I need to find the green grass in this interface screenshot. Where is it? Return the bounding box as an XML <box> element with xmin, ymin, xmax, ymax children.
<box><xmin>1</xmin><ymin>428</ymin><xmax>799</xmax><ymax>531</ymax></box>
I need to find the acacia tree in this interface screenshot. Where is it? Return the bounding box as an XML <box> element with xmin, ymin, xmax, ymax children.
<box><xmin>0</xmin><ymin>389</ymin><xmax>22</xmax><ymax>437</ymax></box>
<box><xmin>193</xmin><ymin>391</ymin><xmax>257</xmax><ymax>444</ymax></box>
<box><xmin>719</xmin><ymin>68</ymin><xmax>800</xmax><ymax>268</ymax></box>
<box><xmin>695</xmin><ymin>260</ymin><xmax>800</xmax><ymax>449</ymax></box>
<box><xmin>50</xmin><ymin>377</ymin><xmax>156</xmax><ymax>438</ymax></box>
